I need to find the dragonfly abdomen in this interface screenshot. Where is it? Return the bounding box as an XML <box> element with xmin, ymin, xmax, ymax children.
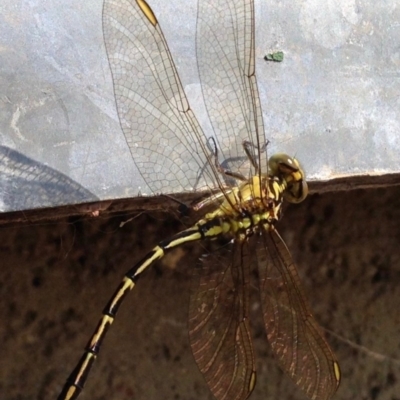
<box><xmin>58</xmin><ymin>215</ymin><xmax>255</xmax><ymax>400</ymax></box>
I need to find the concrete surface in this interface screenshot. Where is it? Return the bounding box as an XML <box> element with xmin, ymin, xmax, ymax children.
<box><xmin>1</xmin><ymin>0</ymin><xmax>399</xmax><ymax>212</ymax></box>
<box><xmin>0</xmin><ymin>184</ymin><xmax>399</xmax><ymax>400</ymax></box>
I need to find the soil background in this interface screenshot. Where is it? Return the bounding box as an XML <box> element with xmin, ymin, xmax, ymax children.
<box><xmin>0</xmin><ymin>185</ymin><xmax>400</xmax><ymax>400</ymax></box>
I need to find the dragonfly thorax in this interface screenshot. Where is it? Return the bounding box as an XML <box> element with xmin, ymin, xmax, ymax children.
<box><xmin>196</xmin><ymin>176</ymin><xmax>284</xmax><ymax>242</ymax></box>
<box><xmin>208</xmin><ymin>152</ymin><xmax>308</xmax><ymax>218</ymax></box>
<box><xmin>197</xmin><ymin>153</ymin><xmax>308</xmax><ymax>241</ymax></box>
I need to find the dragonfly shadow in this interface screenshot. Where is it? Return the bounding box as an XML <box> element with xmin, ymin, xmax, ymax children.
<box><xmin>0</xmin><ymin>145</ymin><xmax>99</xmax><ymax>212</ymax></box>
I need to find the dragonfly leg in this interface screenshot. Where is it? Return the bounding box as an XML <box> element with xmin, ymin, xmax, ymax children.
<box><xmin>207</xmin><ymin>137</ymin><xmax>248</xmax><ymax>182</ymax></box>
<box><xmin>242</xmin><ymin>140</ymin><xmax>270</xmax><ymax>175</ymax></box>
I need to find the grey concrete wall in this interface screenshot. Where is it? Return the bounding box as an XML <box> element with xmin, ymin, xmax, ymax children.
<box><xmin>1</xmin><ymin>0</ymin><xmax>399</xmax><ymax>212</ymax></box>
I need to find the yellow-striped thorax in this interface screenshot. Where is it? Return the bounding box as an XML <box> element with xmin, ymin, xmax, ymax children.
<box><xmin>198</xmin><ymin>154</ymin><xmax>308</xmax><ymax>240</ymax></box>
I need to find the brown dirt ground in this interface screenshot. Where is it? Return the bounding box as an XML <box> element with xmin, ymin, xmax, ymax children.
<box><xmin>0</xmin><ymin>185</ymin><xmax>400</xmax><ymax>400</ymax></box>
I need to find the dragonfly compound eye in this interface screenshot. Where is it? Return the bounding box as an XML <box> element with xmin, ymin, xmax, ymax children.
<box><xmin>268</xmin><ymin>154</ymin><xmax>308</xmax><ymax>203</ymax></box>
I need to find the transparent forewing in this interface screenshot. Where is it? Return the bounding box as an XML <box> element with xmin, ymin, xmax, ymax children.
<box><xmin>103</xmin><ymin>0</ymin><xmax>220</xmax><ymax>193</ymax></box>
<box><xmin>196</xmin><ymin>0</ymin><xmax>266</xmax><ymax>178</ymax></box>
<box><xmin>257</xmin><ymin>229</ymin><xmax>340</xmax><ymax>400</ymax></box>
<box><xmin>189</xmin><ymin>240</ymin><xmax>256</xmax><ymax>400</ymax></box>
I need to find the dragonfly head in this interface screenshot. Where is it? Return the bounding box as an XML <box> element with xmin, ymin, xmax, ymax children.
<box><xmin>268</xmin><ymin>154</ymin><xmax>308</xmax><ymax>204</ymax></box>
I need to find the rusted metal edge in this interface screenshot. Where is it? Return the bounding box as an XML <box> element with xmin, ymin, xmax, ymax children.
<box><xmin>0</xmin><ymin>173</ymin><xmax>399</xmax><ymax>225</ymax></box>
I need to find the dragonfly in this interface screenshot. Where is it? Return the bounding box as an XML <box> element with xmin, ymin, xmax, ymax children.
<box><xmin>58</xmin><ymin>0</ymin><xmax>340</xmax><ymax>399</ymax></box>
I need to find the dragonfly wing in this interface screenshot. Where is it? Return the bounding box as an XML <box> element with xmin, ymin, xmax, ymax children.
<box><xmin>189</xmin><ymin>240</ymin><xmax>256</xmax><ymax>400</ymax></box>
<box><xmin>103</xmin><ymin>0</ymin><xmax>221</xmax><ymax>193</ymax></box>
<box><xmin>197</xmin><ymin>0</ymin><xmax>266</xmax><ymax>177</ymax></box>
<box><xmin>257</xmin><ymin>229</ymin><xmax>340</xmax><ymax>400</ymax></box>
